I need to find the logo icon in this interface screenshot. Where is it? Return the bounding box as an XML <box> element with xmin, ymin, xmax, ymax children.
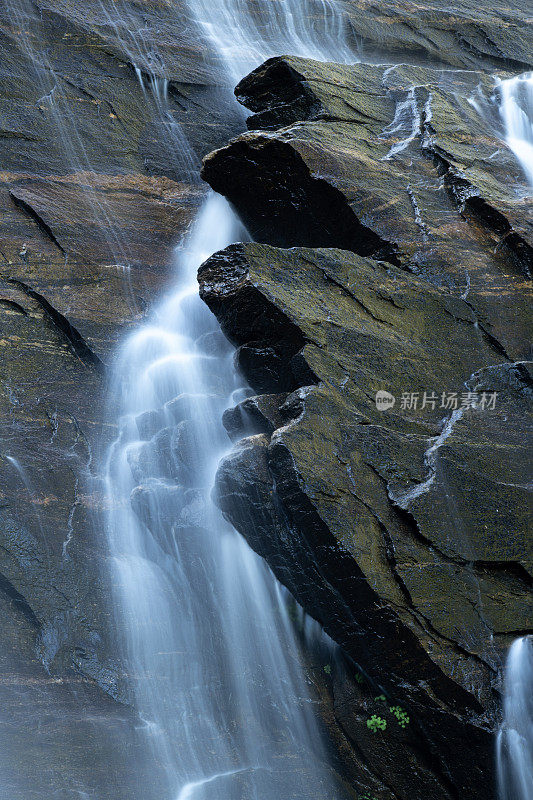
<box><xmin>375</xmin><ymin>390</ymin><xmax>395</xmax><ymax>411</ymax></box>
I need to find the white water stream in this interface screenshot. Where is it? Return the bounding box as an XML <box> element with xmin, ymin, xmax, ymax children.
<box><xmin>105</xmin><ymin>195</ymin><xmax>341</xmax><ymax>798</ymax></box>
<box><xmin>186</xmin><ymin>0</ymin><xmax>354</xmax><ymax>80</ymax></box>
<box><xmin>497</xmin><ymin>72</ymin><xmax>533</xmax><ymax>187</ymax></box>
<box><xmin>103</xmin><ymin>1</ymin><xmax>355</xmax><ymax>798</ymax></box>
<box><xmin>5</xmin><ymin>2</ymin><xmax>531</xmax><ymax>798</ymax></box>
<box><xmin>497</xmin><ymin>637</ymin><xmax>533</xmax><ymax>800</ymax></box>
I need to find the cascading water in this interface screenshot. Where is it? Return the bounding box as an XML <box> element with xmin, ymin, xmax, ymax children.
<box><xmin>497</xmin><ymin>72</ymin><xmax>533</xmax><ymax>188</ymax></box>
<box><xmin>105</xmin><ymin>196</ymin><xmax>342</xmax><ymax>799</ymax></box>
<box><xmin>103</xmin><ymin>1</ymin><xmax>357</xmax><ymax>798</ymax></box>
<box><xmin>497</xmin><ymin>637</ymin><xmax>533</xmax><ymax>800</ymax></box>
<box><xmin>493</xmin><ymin>74</ymin><xmax>533</xmax><ymax>794</ymax></box>
<box><xmin>185</xmin><ymin>0</ymin><xmax>355</xmax><ymax>80</ymax></box>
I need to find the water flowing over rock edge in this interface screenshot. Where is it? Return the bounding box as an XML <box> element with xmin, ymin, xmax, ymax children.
<box><xmin>0</xmin><ymin>1</ymin><xmax>531</xmax><ymax>798</ymax></box>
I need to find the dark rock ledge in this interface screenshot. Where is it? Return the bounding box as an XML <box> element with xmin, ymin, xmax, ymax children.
<box><xmin>198</xmin><ymin>57</ymin><xmax>533</xmax><ymax>800</ymax></box>
<box><xmin>202</xmin><ymin>58</ymin><xmax>532</xmax><ymax>358</ymax></box>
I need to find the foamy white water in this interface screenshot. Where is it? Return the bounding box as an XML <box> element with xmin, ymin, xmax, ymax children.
<box><xmin>105</xmin><ymin>193</ymin><xmax>341</xmax><ymax>798</ymax></box>
<box><xmin>497</xmin><ymin>637</ymin><xmax>533</xmax><ymax>800</ymax></box>
<box><xmin>498</xmin><ymin>72</ymin><xmax>533</xmax><ymax>187</ymax></box>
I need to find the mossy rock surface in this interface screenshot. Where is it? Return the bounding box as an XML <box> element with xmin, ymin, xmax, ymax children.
<box><xmin>1</xmin><ymin>2</ymin><xmax>532</xmax><ymax>798</ymax></box>
<box><xmin>199</xmin><ymin>52</ymin><xmax>532</xmax><ymax>800</ymax></box>
<box><xmin>200</xmin><ymin>239</ymin><xmax>532</xmax><ymax>800</ymax></box>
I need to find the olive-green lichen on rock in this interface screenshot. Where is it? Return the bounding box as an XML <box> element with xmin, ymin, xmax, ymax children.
<box><xmin>199</xmin><ymin>239</ymin><xmax>532</xmax><ymax>800</ymax></box>
<box><xmin>1</xmin><ymin>0</ymin><xmax>532</xmax><ymax>797</ymax></box>
<box><xmin>199</xmin><ymin>52</ymin><xmax>532</xmax><ymax>800</ymax></box>
<box><xmin>203</xmin><ymin>57</ymin><xmax>533</xmax><ymax>354</ymax></box>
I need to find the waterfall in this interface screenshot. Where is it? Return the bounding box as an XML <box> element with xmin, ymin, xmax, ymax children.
<box><xmin>103</xmin><ymin>1</ymin><xmax>356</xmax><ymax>798</ymax></box>
<box><xmin>497</xmin><ymin>637</ymin><xmax>533</xmax><ymax>800</ymax></box>
<box><xmin>185</xmin><ymin>0</ymin><xmax>355</xmax><ymax>80</ymax></box>
<box><xmin>2</xmin><ymin>0</ymin><xmax>355</xmax><ymax>794</ymax></box>
<box><xmin>105</xmin><ymin>194</ymin><xmax>340</xmax><ymax>799</ymax></box>
<box><xmin>498</xmin><ymin>72</ymin><xmax>533</xmax><ymax>187</ymax></box>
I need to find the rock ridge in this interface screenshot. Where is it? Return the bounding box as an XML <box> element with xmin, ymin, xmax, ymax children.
<box><xmin>198</xmin><ymin>53</ymin><xmax>532</xmax><ymax>800</ymax></box>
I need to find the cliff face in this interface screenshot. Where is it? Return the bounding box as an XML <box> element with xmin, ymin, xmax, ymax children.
<box><xmin>198</xmin><ymin>57</ymin><xmax>532</xmax><ymax>799</ymax></box>
<box><xmin>0</xmin><ymin>2</ymin><xmax>242</xmax><ymax>792</ymax></box>
<box><xmin>0</xmin><ymin>1</ymin><xmax>531</xmax><ymax>798</ymax></box>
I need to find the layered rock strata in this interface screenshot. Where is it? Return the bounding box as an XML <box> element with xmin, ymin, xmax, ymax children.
<box><xmin>199</xmin><ymin>56</ymin><xmax>533</xmax><ymax>799</ymax></box>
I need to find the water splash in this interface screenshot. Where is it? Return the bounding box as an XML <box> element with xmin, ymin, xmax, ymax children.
<box><xmin>497</xmin><ymin>636</ymin><xmax>533</xmax><ymax>800</ymax></box>
<box><xmin>497</xmin><ymin>72</ymin><xmax>533</xmax><ymax>187</ymax></box>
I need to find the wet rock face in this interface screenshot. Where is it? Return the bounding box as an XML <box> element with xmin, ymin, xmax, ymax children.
<box><xmin>340</xmin><ymin>0</ymin><xmax>533</xmax><ymax>71</ymax></box>
<box><xmin>0</xmin><ymin>0</ymin><xmax>247</xmax><ymax>669</ymax></box>
<box><xmin>204</xmin><ymin>58</ymin><xmax>533</xmax><ymax>293</ymax></box>
<box><xmin>0</xmin><ymin>0</ymin><xmax>532</xmax><ymax>796</ymax></box>
<box><xmin>199</xmin><ymin>55</ymin><xmax>532</xmax><ymax>800</ymax></box>
<box><xmin>200</xmin><ymin>245</ymin><xmax>532</xmax><ymax>800</ymax></box>
<box><xmin>0</xmin><ymin>1</ymin><xmax>247</xmax><ymax>791</ymax></box>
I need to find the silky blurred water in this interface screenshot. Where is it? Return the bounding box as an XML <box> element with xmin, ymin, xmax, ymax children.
<box><xmin>101</xmin><ymin>0</ymin><xmax>357</xmax><ymax>797</ymax></box>
<box><xmin>496</xmin><ymin>637</ymin><xmax>533</xmax><ymax>800</ymax></box>
<box><xmin>497</xmin><ymin>72</ymin><xmax>533</xmax><ymax>187</ymax></box>
<box><xmin>186</xmin><ymin>0</ymin><xmax>355</xmax><ymax>79</ymax></box>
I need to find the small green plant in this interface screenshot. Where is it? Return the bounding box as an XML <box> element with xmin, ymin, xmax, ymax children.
<box><xmin>354</xmin><ymin>672</ymin><xmax>364</xmax><ymax>684</ymax></box>
<box><xmin>323</xmin><ymin>664</ymin><xmax>332</xmax><ymax>675</ymax></box>
<box><xmin>366</xmin><ymin>714</ymin><xmax>387</xmax><ymax>733</ymax></box>
<box><xmin>374</xmin><ymin>694</ymin><xmax>386</xmax><ymax>702</ymax></box>
<box><xmin>390</xmin><ymin>705</ymin><xmax>410</xmax><ymax>728</ymax></box>
<box><xmin>359</xmin><ymin>794</ymin><xmax>378</xmax><ymax>800</ymax></box>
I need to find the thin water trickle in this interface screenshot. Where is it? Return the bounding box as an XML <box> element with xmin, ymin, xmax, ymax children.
<box><xmin>497</xmin><ymin>637</ymin><xmax>533</xmax><ymax>800</ymax></box>
<box><xmin>1</xmin><ymin>0</ymin><xmax>199</xmax><ymax>282</ymax></box>
<box><xmin>5</xmin><ymin>455</ymin><xmax>50</xmax><ymax>563</ymax></box>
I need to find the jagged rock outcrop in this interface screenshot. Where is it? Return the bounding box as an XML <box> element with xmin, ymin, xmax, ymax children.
<box><xmin>1</xmin><ymin>0</ymin><xmax>532</xmax><ymax>796</ymax></box>
<box><xmin>199</xmin><ymin>56</ymin><xmax>533</xmax><ymax>800</ymax></box>
<box><xmin>198</xmin><ymin>241</ymin><xmax>531</xmax><ymax>799</ymax></box>
<box><xmin>203</xmin><ymin>60</ymin><xmax>532</xmax><ymax>356</ymax></box>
